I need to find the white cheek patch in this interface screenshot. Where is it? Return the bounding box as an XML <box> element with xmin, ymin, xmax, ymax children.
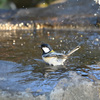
<box><xmin>42</xmin><ymin>47</ymin><xmax>50</xmax><ymax>53</ymax></box>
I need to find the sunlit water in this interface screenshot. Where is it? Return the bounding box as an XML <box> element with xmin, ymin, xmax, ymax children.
<box><xmin>0</xmin><ymin>30</ymin><xmax>100</xmax><ymax>95</ymax></box>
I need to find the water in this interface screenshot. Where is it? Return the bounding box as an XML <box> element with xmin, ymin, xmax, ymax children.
<box><xmin>0</xmin><ymin>29</ymin><xmax>100</xmax><ymax>95</ymax></box>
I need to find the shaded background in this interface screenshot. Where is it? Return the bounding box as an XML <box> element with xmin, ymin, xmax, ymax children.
<box><xmin>0</xmin><ymin>0</ymin><xmax>99</xmax><ymax>10</ymax></box>
<box><xmin>0</xmin><ymin>0</ymin><xmax>63</xmax><ymax>9</ymax></box>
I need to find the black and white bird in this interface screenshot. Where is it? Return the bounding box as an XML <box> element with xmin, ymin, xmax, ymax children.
<box><xmin>40</xmin><ymin>43</ymin><xmax>81</xmax><ymax>66</ymax></box>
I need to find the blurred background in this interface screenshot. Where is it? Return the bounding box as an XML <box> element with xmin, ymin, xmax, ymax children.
<box><xmin>0</xmin><ymin>0</ymin><xmax>66</xmax><ymax>9</ymax></box>
<box><xmin>0</xmin><ymin>0</ymin><xmax>99</xmax><ymax>10</ymax></box>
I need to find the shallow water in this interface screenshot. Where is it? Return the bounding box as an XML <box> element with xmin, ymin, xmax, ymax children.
<box><xmin>0</xmin><ymin>29</ymin><xmax>100</xmax><ymax>95</ymax></box>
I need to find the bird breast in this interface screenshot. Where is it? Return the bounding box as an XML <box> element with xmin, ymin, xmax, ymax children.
<box><xmin>42</xmin><ymin>56</ymin><xmax>66</xmax><ymax>66</ymax></box>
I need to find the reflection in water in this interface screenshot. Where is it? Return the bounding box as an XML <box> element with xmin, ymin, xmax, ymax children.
<box><xmin>0</xmin><ymin>30</ymin><xmax>100</xmax><ymax>94</ymax></box>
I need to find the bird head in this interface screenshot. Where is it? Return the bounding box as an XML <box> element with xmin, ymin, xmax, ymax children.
<box><xmin>40</xmin><ymin>43</ymin><xmax>54</xmax><ymax>54</ymax></box>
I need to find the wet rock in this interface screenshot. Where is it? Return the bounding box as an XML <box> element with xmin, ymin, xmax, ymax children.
<box><xmin>50</xmin><ymin>72</ymin><xmax>99</xmax><ymax>100</ymax></box>
<box><xmin>0</xmin><ymin>68</ymin><xmax>99</xmax><ymax>100</ymax></box>
<box><xmin>11</xmin><ymin>0</ymin><xmax>99</xmax><ymax>27</ymax></box>
<box><xmin>13</xmin><ymin>0</ymin><xmax>98</xmax><ymax>19</ymax></box>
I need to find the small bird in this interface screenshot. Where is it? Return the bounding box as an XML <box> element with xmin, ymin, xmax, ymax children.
<box><xmin>40</xmin><ymin>43</ymin><xmax>81</xmax><ymax>66</ymax></box>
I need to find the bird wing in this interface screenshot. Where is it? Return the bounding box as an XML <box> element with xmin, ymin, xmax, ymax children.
<box><xmin>43</xmin><ymin>52</ymin><xmax>67</xmax><ymax>59</ymax></box>
<box><xmin>43</xmin><ymin>45</ymin><xmax>81</xmax><ymax>59</ymax></box>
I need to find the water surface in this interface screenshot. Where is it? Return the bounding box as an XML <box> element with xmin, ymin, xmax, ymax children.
<box><xmin>0</xmin><ymin>29</ymin><xmax>100</xmax><ymax>95</ymax></box>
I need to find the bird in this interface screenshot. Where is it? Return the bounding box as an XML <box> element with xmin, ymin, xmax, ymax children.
<box><xmin>40</xmin><ymin>43</ymin><xmax>81</xmax><ymax>66</ymax></box>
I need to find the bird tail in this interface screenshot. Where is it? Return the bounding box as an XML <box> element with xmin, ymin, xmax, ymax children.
<box><xmin>66</xmin><ymin>45</ymin><xmax>81</xmax><ymax>57</ymax></box>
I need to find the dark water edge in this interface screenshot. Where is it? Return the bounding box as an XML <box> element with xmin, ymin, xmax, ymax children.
<box><xmin>0</xmin><ymin>29</ymin><xmax>100</xmax><ymax>99</ymax></box>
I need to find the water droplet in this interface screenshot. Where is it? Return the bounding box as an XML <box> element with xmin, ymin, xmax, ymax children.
<box><xmin>94</xmin><ymin>13</ymin><xmax>97</xmax><ymax>16</ymax></box>
<box><xmin>95</xmin><ymin>38</ymin><xmax>99</xmax><ymax>41</ymax></box>
<box><xmin>21</xmin><ymin>44</ymin><xmax>23</xmax><ymax>46</ymax></box>
<box><xmin>60</xmin><ymin>40</ymin><xmax>62</xmax><ymax>42</ymax></box>
<box><xmin>20</xmin><ymin>37</ymin><xmax>22</xmax><ymax>39</ymax></box>
<box><xmin>13</xmin><ymin>40</ymin><xmax>15</xmax><ymax>43</ymax></box>
<box><xmin>13</xmin><ymin>40</ymin><xmax>15</xmax><ymax>45</ymax></box>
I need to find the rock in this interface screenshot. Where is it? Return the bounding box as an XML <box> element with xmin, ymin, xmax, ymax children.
<box><xmin>49</xmin><ymin>72</ymin><xmax>99</xmax><ymax>100</ymax></box>
<box><xmin>13</xmin><ymin>0</ymin><xmax>98</xmax><ymax>19</ymax></box>
<box><xmin>0</xmin><ymin>70</ymin><xmax>99</xmax><ymax>100</ymax></box>
<box><xmin>0</xmin><ymin>0</ymin><xmax>100</xmax><ymax>30</ymax></box>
